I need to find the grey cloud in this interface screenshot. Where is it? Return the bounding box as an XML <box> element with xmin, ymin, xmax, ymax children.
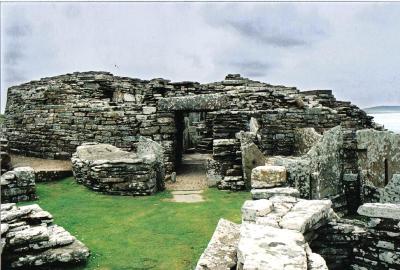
<box><xmin>227</xmin><ymin>60</ymin><xmax>272</xmax><ymax>78</ymax></box>
<box><xmin>5</xmin><ymin>23</ymin><xmax>31</xmax><ymax>37</ymax></box>
<box><xmin>203</xmin><ymin>4</ymin><xmax>330</xmax><ymax>48</ymax></box>
<box><xmin>4</xmin><ymin>46</ymin><xmax>24</xmax><ymax>65</ymax></box>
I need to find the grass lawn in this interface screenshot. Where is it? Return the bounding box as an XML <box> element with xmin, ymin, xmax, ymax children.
<box><xmin>19</xmin><ymin>177</ymin><xmax>250</xmax><ymax>270</ymax></box>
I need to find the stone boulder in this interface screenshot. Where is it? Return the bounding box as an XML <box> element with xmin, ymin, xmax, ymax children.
<box><xmin>1</xmin><ymin>203</ymin><xmax>90</xmax><ymax>268</ymax></box>
<box><xmin>1</xmin><ymin>167</ymin><xmax>37</xmax><ymax>203</ymax></box>
<box><xmin>251</xmin><ymin>165</ymin><xmax>287</xmax><ymax>189</ymax></box>
<box><xmin>72</xmin><ymin>141</ymin><xmax>164</xmax><ymax>196</ymax></box>
<box><xmin>195</xmin><ymin>219</ymin><xmax>240</xmax><ymax>270</ymax></box>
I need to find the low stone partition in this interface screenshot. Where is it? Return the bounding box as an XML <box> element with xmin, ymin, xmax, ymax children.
<box><xmin>72</xmin><ymin>139</ymin><xmax>164</xmax><ymax>196</ymax></box>
<box><xmin>1</xmin><ymin>203</ymin><xmax>90</xmax><ymax>269</ymax></box>
<box><xmin>35</xmin><ymin>170</ymin><xmax>73</xmax><ymax>182</ymax></box>
<box><xmin>211</xmin><ymin>139</ymin><xmax>244</xmax><ymax>190</ymax></box>
<box><xmin>1</xmin><ymin>167</ymin><xmax>37</xmax><ymax>203</ymax></box>
<box><xmin>311</xmin><ymin>203</ymin><xmax>400</xmax><ymax>270</ymax></box>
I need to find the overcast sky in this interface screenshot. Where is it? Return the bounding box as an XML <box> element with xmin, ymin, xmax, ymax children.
<box><xmin>1</xmin><ymin>2</ymin><xmax>400</xmax><ymax>112</ymax></box>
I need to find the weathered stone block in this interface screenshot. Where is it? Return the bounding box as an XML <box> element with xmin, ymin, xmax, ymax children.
<box><xmin>251</xmin><ymin>165</ymin><xmax>287</xmax><ymax>189</ymax></box>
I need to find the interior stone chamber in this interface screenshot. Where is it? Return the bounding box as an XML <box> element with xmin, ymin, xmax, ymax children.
<box><xmin>4</xmin><ymin>72</ymin><xmax>399</xmax><ymax>213</ymax></box>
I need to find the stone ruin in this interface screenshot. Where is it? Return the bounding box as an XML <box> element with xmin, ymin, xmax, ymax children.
<box><xmin>1</xmin><ymin>203</ymin><xmax>90</xmax><ymax>269</ymax></box>
<box><xmin>2</xmin><ymin>71</ymin><xmax>400</xmax><ymax>268</ymax></box>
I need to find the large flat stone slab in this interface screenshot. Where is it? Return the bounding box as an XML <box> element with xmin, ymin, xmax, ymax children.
<box><xmin>195</xmin><ymin>219</ymin><xmax>240</xmax><ymax>270</ymax></box>
<box><xmin>357</xmin><ymin>203</ymin><xmax>400</xmax><ymax>220</ymax></box>
<box><xmin>237</xmin><ymin>223</ymin><xmax>308</xmax><ymax>270</ymax></box>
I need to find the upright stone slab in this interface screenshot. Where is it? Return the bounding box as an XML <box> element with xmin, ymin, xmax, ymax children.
<box><xmin>380</xmin><ymin>174</ymin><xmax>400</xmax><ymax>203</ymax></box>
<box><xmin>195</xmin><ymin>219</ymin><xmax>240</xmax><ymax>270</ymax></box>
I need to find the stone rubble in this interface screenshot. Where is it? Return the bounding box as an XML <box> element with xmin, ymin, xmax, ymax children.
<box><xmin>1</xmin><ymin>203</ymin><xmax>89</xmax><ymax>269</ymax></box>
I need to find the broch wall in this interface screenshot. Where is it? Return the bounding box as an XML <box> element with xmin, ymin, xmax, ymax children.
<box><xmin>5</xmin><ymin>72</ymin><xmax>374</xmax><ymax>180</ymax></box>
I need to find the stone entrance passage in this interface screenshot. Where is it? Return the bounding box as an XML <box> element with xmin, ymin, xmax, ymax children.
<box><xmin>166</xmin><ymin>153</ymin><xmax>210</xmax><ymax>203</ymax></box>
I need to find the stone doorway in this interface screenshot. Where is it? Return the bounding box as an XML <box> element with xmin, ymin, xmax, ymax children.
<box><xmin>168</xmin><ymin>111</ymin><xmax>212</xmax><ymax>191</ymax></box>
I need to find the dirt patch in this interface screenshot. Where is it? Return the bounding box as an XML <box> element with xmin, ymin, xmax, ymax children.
<box><xmin>166</xmin><ymin>153</ymin><xmax>210</xmax><ymax>191</ymax></box>
<box><xmin>11</xmin><ymin>155</ymin><xmax>72</xmax><ymax>171</ymax></box>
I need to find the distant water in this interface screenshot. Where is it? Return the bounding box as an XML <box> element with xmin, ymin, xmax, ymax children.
<box><xmin>369</xmin><ymin>113</ymin><xmax>400</xmax><ymax>133</ymax></box>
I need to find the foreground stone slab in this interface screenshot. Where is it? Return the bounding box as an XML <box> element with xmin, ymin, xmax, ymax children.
<box><xmin>195</xmin><ymin>219</ymin><xmax>240</xmax><ymax>270</ymax></box>
<box><xmin>1</xmin><ymin>204</ymin><xmax>89</xmax><ymax>269</ymax></box>
<box><xmin>251</xmin><ymin>165</ymin><xmax>287</xmax><ymax>189</ymax></box>
<box><xmin>280</xmin><ymin>200</ymin><xmax>332</xmax><ymax>233</ymax></box>
<box><xmin>357</xmin><ymin>203</ymin><xmax>400</xmax><ymax>220</ymax></box>
<box><xmin>251</xmin><ymin>187</ymin><xmax>300</xmax><ymax>200</ymax></box>
<box><xmin>237</xmin><ymin>223</ymin><xmax>308</xmax><ymax>270</ymax></box>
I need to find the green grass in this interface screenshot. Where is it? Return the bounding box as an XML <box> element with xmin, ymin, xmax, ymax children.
<box><xmin>19</xmin><ymin>177</ymin><xmax>250</xmax><ymax>270</ymax></box>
